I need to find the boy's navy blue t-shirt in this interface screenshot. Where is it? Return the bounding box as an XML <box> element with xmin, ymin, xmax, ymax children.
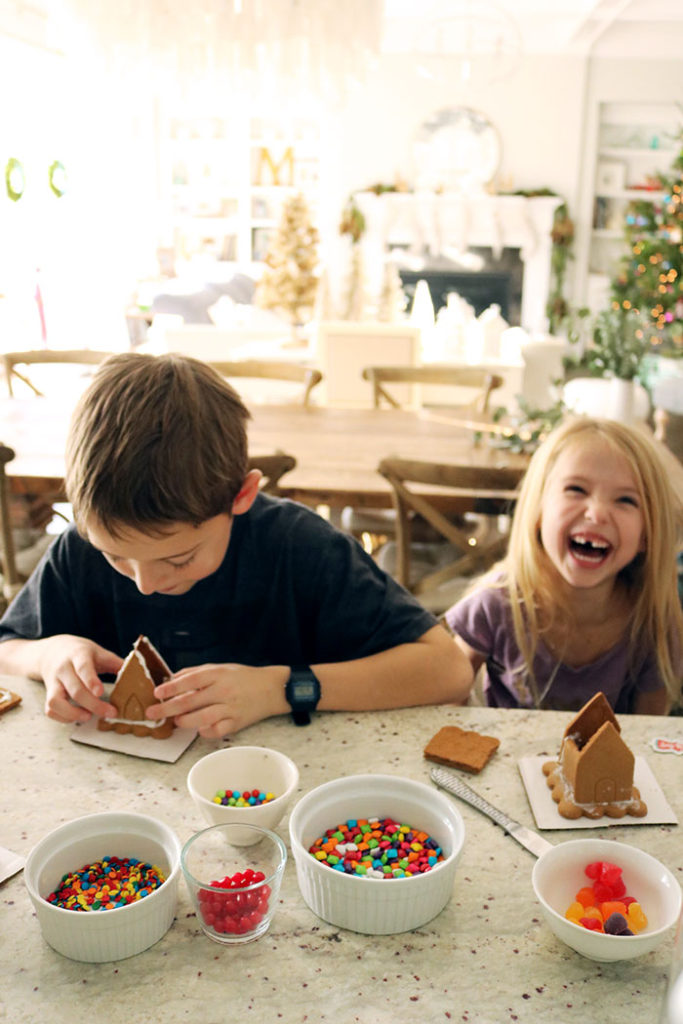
<box><xmin>0</xmin><ymin>494</ymin><xmax>436</xmax><ymax>672</ymax></box>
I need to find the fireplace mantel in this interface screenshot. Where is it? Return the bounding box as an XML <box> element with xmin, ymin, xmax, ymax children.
<box><xmin>354</xmin><ymin>192</ymin><xmax>562</xmax><ymax>333</ymax></box>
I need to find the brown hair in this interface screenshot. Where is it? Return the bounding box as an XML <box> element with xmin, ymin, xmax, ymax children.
<box><xmin>65</xmin><ymin>352</ymin><xmax>250</xmax><ymax>535</ymax></box>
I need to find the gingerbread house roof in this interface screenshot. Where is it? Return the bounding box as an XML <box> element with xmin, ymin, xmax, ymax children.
<box><xmin>563</xmin><ymin>691</ymin><xmax>620</xmax><ymax>746</ymax></box>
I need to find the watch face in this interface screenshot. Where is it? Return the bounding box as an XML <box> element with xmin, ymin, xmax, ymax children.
<box><xmin>294</xmin><ymin>681</ymin><xmax>317</xmax><ymax>701</ymax></box>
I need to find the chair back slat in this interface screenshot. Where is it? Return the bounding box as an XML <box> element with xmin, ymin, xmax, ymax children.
<box><xmin>377</xmin><ymin>456</ymin><xmax>524</xmax><ymax>598</ymax></box>
<box><xmin>207</xmin><ymin>360</ymin><xmax>322</xmax><ymax>407</ymax></box>
<box><xmin>362</xmin><ymin>365</ymin><xmax>503</xmax><ymax>412</ymax></box>
<box><xmin>2</xmin><ymin>350</ymin><xmax>118</xmax><ymax>398</ymax></box>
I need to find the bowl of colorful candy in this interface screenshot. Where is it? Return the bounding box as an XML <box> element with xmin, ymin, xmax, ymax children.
<box><xmin>532</xmin><ymin>838</ymin><xmax>682</xmax><ymax>962</ymax></box>
<box><xmin>187</xmin><ymin>745</ymin><xmax>299</xmax><ymax>845</ymax></box>
<box><xmin>23</xmin><ymin>811</ymin><xmax>182</xmax><ymax>962</ymax></box>
<box><xmin>181</xmin><ymin>822</ymin><xmax>287</xmax><ymax>944</ymax></box>
<box><xmin>288</xmin><ymin>773</ymin><xmax>465</xmax><ymax>935</ymax></box>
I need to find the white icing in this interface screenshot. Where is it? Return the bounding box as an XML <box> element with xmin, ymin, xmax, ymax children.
<box><xmin>101</xmin><ymin>715</ymin><xmax>168</xmax><ymax>729</ymax></box>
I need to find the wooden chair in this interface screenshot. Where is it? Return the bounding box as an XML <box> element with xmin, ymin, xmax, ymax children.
<box><xmin>342</xmin><ymin>366</ymin><xmax>505</xmax><ymax>549</ymax></box>
<box><xmin>654</xmin><ymin>407</ymin><xmax>683</xmax><ymax>462</ymax></box>
<box><xmin>377</xmin><ymin>457</ymin><xmax>524</xmax><ymax>613</ymax></box>
<box><xmin>2</xmin><ymin>349</ymin><xmax>118</xmax><ymax>398</ymax></box>
<box><xmin>247</xmin><ymin>452</ymin><xmax>296</xmax><ymax>494</ymax></box>
<box><xmin>0</xmin><ymin>444</ymin><xmax>22</xmax><ymax>606</ymax></box>
<box><xmin>362</xmin><ymin>365</ymin><xmax>504</xmax><ymax>412</ymax></box>
<box><xmin>207</xmin><ymin>360</ymin><xmax>322</xmax><ymax>407</ymax></box>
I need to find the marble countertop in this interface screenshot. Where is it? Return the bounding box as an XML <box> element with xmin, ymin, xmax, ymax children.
<box><xmin>1</xmin><ymin>674</ymin><xmax>681</xmax><ymax>1024</ymax></box>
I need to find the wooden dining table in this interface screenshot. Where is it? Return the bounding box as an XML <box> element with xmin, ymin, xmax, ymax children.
<box><xmin>0</xmin><ymin>398</ymin><xmax>529</xmax><ymax>513</ymax></box>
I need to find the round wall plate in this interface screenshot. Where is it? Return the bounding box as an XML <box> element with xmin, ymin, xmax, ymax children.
<box><xmin>414</xmin><ymin>106</ymin><xmax>501</xmax><ymax>192</ymax></box>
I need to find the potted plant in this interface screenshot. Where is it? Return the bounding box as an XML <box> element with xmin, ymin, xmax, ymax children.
<box><xmin>562</xmin><ymin>307</ymin><xmax>651</xmax><ymax>422</ymax></box>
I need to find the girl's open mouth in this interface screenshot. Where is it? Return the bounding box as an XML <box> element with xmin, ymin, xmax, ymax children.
<box><xmin>568</xmin><ymin>533</ymin><xmax>612</xmax><ymax>565</ymax></box>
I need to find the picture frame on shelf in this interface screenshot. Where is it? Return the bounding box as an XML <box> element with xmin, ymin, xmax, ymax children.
<box><xmin>252</xmin><ymin>227</ymin><xmax>274</xmax><ymax>262</ymax></box>
<box><xmin>596</xmin><ymin>160</ymin><xmax>626</xmax><ymax>194</ymax></box>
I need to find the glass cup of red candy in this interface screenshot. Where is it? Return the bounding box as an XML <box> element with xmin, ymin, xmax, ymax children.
<box><xmin>181</xmin><ymin>823</ymin><xmax>287</xmax><ymax>944</ymax></box>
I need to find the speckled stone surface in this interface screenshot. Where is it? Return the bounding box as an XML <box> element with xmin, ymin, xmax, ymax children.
<box><xmin>1</xmin><ymin>674</ymin><xmax>681</xmax><ymax>1024</ymax></box>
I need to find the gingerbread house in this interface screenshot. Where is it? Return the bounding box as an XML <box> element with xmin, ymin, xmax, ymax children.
<box><xmin>98</xmin><ymin>635</ymin><xmax>174</xmax><ymax>740</ymax></box>
<box><xmin>543</xmin><ymin>692</ymin><xmax>647</xmax><ymax>819</ymax></box>
<box><xmin>559</xmin><ymin>693</ymin><xmax>634</xmax><ymax>804</ymax></box>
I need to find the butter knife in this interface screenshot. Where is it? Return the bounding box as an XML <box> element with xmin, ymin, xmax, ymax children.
<box><xmin>430</xmin><ymin>766</ymin><xmax>553</xmax><ymax>859</ymax></box>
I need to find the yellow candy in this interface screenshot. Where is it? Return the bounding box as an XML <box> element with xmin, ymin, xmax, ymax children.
<box><xmin>565</xmin><ymin>901</ymin><xmax>584</xmax><ymax>923</ymax></box>
<box><xmin>627</xmin><ymin>902</ymin><xmax>648</xmax><ymax>932</ymax></box>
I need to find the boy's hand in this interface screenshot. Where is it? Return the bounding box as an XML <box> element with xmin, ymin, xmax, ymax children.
<box><xmin>37</xmin><ymin>635</ymin><xmax>123</xmax><ymax>724</ymax></box>
<box><xmin>148</xmin><ymin>664</ymin><xmax>290</xmax><ymax>739</ymax></box>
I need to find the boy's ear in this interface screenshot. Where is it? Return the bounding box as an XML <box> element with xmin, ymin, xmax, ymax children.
<box><xmin>231</xmin><ymin>469</ymin><xmax>262</xmax><ymax>516</ymax></box>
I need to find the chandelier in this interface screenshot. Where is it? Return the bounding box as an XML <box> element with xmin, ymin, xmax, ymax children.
<box><xmin>56</xmin><ymin>0</ymin><xmax>384</xmax><ymax>108</ymax></box>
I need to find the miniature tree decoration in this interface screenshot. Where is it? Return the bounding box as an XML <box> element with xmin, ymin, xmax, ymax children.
<box><xmin>255</xmin><ymin>193</ymin><xmax>319</xmax><ymax>338</ymax></box>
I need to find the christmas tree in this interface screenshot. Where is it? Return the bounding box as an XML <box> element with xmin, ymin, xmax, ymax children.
<box><xmin>255</xmin><ymin>193</ymin><xmax>319</xmax><ymax>334</ymax></box>
<box><xmin>611</xmin><ymin>145</ymin><xmax>683</xmax><ymax>353</ymax></box>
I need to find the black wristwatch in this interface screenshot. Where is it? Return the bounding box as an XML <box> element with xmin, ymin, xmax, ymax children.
<box><xmin>285</xmin><ymin>666</ymin><xmax>321</xmax><ymax>726</ymax></box>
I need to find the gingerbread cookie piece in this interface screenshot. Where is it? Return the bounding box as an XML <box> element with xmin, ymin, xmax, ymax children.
<box><xmin>98</xmin><ymin>635</ymin><xmax>174</xmax><ymax>740</ymax></box>
<box><xmin>424</xmin><ymin>725</ymin><xmax>500</xmax><ymax>774</ymax></box>
<box><xmin>0</xmin><ymin>687</ymin><xmax>21</xmax><ymax>715</ymax></box>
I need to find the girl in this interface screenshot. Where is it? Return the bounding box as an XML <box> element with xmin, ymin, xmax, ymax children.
<box><xmin>445</xmin><ymin>416</ymin><xmax>682</xmax><ymax>714</ymax></box>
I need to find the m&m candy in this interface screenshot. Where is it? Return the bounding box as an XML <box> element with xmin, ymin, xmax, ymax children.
<box><xmin>212</xmin><ymin>788</ymin><xmax>276</xmax><ymax>807</ymax></box>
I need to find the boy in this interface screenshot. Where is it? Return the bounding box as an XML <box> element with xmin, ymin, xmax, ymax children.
<box><xmin>0</xmin><ymin>353</ymin><xmax>473</xmax><ymax>737</ymax></box>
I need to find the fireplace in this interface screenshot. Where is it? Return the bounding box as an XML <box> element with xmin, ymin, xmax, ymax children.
<box><xmin>398</xmin><ymin>246</ymin><xmax>524</xmax><ymax>325</ymax></box>
<box><xmin>355</xmin><ymin>192</ymin><xmax>561</xmax><ymax>333</ymax></box>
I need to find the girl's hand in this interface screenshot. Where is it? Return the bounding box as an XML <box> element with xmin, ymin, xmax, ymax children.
<box><xmin>148</xmin><ymin>664</ymin><xmax>289</xmax><ymax>739</ymax></box>
<box><xmin>37</xmin><ymin>635</ymin><xmax>122</xmax><ymax>724</ymax></box>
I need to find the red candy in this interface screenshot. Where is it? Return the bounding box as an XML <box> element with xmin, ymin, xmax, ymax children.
<box><xmin>197</xmin><ymin>869</ymin><xmax>271</xmax><ymax>936</ymax></box>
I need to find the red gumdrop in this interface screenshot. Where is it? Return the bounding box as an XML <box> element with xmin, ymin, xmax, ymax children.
<box><xmin>580</xmin><ymin>917</ymin><xmax>604</xmax><ymax>931</ymax></box>
<box><xmin>585</xmin><ymin>861</ymin><xmax>603</xmax><ymax>880</ymax></box>
<box><xmin>593</xmin><ymin>881</ymin><xmax>615</xmax><ymax>902</ymax></box>
<box><xmin>621</xmin><ymin>896</ymin><xmax>637</xmax><ymax>907</ymax></box>
<box><xmin>600</xmin><ymin>862</ymin><xmax>623</xmax><ymax>886</ymax></box>
<box><xmin>610</xmin><ymin>877</ymin><xmax>626</xmax><ymax>899</ymax></box>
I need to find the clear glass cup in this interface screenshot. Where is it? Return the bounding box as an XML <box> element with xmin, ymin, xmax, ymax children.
<box><xmin>181</xmin><ymin>823</ymin><xmax>287</xmax><ymax>945</ymax></box>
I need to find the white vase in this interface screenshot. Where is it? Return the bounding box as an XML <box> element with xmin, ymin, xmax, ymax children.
<box><xmin>610</xmin><ymin>376</ymin><xmax>635</xmax><ymax>423</ymax></box>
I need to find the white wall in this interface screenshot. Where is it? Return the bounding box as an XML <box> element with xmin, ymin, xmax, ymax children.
<box><xmin>2</xmin><ymin>7</ymin><xmax>683</xmax><ymax>330</ymax></box>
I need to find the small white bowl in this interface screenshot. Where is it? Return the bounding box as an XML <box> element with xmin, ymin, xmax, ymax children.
<box><xmin>24</xmin><ymin>811</ymin><xmax>181</xmax><ymax>962</ymax></box>
<box><xmin>187</xmin><ymin>745</ymin><xmax>299</xmax><ymax>845</ymax></box>
<box><xmin>532</xmin><ymin>837</ymin><xmax>682</xmax><ymax>962</ymax></box>
<box><xmin>288</xmin><ymin>773</ymin><xmax>465</xmax><ymax>935</ymax></box>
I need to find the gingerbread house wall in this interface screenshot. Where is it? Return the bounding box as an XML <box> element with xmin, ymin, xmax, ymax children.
<box><xmin>565</xmin><ymin>722</ymin><xmax>634</xmax><ymax>804</ymax></box>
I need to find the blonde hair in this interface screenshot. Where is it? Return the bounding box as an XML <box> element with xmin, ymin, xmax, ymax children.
<box><xmin>65</xmin><ymin>352</ymin><xmax>250</xmax><ymax>536</ymax></box>
<box><xmin>478</xmin><ymin>416</ymin><xmax>682</xmax><ymax>706</ymax></box>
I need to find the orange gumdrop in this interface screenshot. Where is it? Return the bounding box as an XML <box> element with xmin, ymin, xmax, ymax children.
<box><xmin>600</xmin><ymin>900</ymin><xmax>627</xmax><ymax>922</ymax></box>
<box><xmin>575</xmin><ymin>886</ymin><xmax>597</xmax><ymax>908</ymax></box>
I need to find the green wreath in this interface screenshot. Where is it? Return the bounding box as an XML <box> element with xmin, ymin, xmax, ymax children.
<box><xmin>48</xmin><ymin>160</ymin><xmax>67</xmax><ymax>198</ymax></box>
<box><xmin>5</xmin><ymin>157</ymin><xmax>25</xmax><ymax>201</ymax></box>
